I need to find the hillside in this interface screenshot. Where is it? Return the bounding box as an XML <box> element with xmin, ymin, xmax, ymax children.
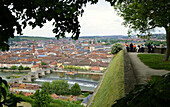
<box><xmin>9</xmin><ymin>36</ymin><xmax>52</xmax><ymax>42</ymax></box>
<box><xmin>90</xmin><ymin>51</ymin><xmax>124</xmax><ymax>107</ymax></box>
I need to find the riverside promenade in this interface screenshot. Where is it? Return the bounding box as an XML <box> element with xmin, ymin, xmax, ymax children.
<box><xmin>124</xmin><ymin>51</ymin><xmax>170</xmax><ymax>95</ymax></box>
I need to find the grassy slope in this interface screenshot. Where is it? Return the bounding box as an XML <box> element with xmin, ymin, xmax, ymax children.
<box><xmin>90</xmin><ymin>51</ymin><xmax>124</xmax><ymax>107</ymax></box>
<box><xmin>138</xmin><ymin>54</ymin><xmax>170</xmax><ymax>71</ymax></box>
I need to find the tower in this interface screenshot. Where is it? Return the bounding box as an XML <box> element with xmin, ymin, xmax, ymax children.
<box><xmin>33</xmin><ymin>41</ymin><xmax>35</xmax><ymax>53</ymax></box>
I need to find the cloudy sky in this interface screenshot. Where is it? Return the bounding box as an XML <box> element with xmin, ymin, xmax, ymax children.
<box><xmin>21</xmin><ymin>0</ymin><xmax>165</xmax><ymax>37</ymax></box>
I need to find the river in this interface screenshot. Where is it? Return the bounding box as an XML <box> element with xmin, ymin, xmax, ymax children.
<box><xmin>0</xmin><ymin>72</ymin><xmax>102</xmax><ymax>91</ymax></box>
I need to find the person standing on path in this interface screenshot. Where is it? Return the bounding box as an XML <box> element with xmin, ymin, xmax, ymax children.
<box><xmin>130</xmin><ymin>43</ymin><xmax>133</xmax><ymax>52</ymax></box>
<box><xmin>148</xmin><ymin>43</ymin><xmax>151</xmax><ymax>53</ymax></box>
<box><xmin>160</xmin><ymin>43</ymin><xmax>164</xmax><ymax>54</ymax></box>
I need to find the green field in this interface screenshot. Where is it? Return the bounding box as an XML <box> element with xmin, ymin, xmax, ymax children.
<box><xmin>138</xmin><ymin>54</ymin><xmax>170</xmax><ymax>71</ymax></box>
<box><xmin>90</xmin><ymin>51</ymin><xmax>124</xmax><ymax>107</ymax></box>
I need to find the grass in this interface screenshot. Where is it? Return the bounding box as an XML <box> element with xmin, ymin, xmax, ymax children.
<box><xmin>15</xmin><ymin>94</ymin><xmax>83</xmax><ymax>107</ymax></box>
<box><xmin>90</xmin><ymin>51</ymin><xmax>124</xmax><ymax>107</ymax></box>
<box><xmin>138</xmin><ymin>54</ymin><xmax>170</xmax><ymax>71</ymax></box>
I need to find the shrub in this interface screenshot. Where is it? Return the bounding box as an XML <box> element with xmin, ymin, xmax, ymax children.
<box><xmin>111</xmin><ymin>44</ymin><xmax>122</xmax><ymax>54</ymax></box>
<box><xmin>83</xmin><ymin>93</ymin><xmax>90</xmax><ymax>97</ymax></box>
<box><xmin>24</xmin><ymin>66</ymin><xmax>30</xmax><ymax>70</ymax></box>
<box><xmin>10</xmin><ymin>66</ymin><xmax>17</xmax><ymax>70</ymax></box>
<box><xmin>112</xmin><ymin>73</ymin><xmax>170</xmax><ymax>107</ymax></box>
<box><xmin>18</xmin><ymin>65</ymin><xmax>24</xmax><ymax>71</ymax></box>
<box><xmin>70</xmin><ymin>83</ymin><xmax>81</xmax><ymax>96</ymax></box>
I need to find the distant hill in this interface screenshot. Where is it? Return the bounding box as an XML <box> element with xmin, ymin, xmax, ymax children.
<box><xmin>9</xmin><ymin>36</ymin><xmax>52</xmax><ymax>42</ymax></box>
<box><xmin>151</xmin><ymin>34</ymin><xmax>166</xmax><ymax>39</ymax></box>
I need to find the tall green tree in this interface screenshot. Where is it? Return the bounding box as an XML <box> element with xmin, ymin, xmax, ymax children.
<box><xmin>114</xmin><ymin>0</ymin><xmax>170</xmax><ymax>61</ymax></box>
<box><xmin>51</xmin><ymin>79</ymin><xmax>69</xmax><ymax>95</ymax></box>
<box><xmin>70</xmin><ymin>83</ymin><xmax>81</xmax><ymax>96</ymax></box>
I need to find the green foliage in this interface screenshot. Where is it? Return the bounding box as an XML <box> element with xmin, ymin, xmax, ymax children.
<box><xmin>41</xmin><ymin>62</ymin><xmax>46</xmax><ymax>65</ymax></box>
<box><xmin>41</xmin><ymin>82</ymin><xmax>52</xmax><ymax>94</ymax></box>
<box><xmin>50</xmin><ymin>99</ymin><xmax>84</xmax><ymax>107</ymax></box>
<box><xmin>24</xmin><ymin>66</ymin><xmax>30</xmax><ymax>70</ymax></box>
<box><xmin>6</xmin><ymin>76</ymin><xmax>20</xmax><ymax>79</ymax></box>
<box><xmin>10</xmin><ymin>66</ymin><xmax>17</xmax><ymax>70</ymax></box>
<box><xmin>70</xmin><ymin>83</ymin><xmax>81</xmax><ymax>96</ymax></box>
<box><xmin>112</xmin><ymin>73</ymin><xmax>170</xmax><ymax>107</ymax></box>
<box><xmin>52</xmin><ymin>79</ymin><xmax>69</xmax><ymax>95</ymax></box>
<box><xmin>138</xmin><ymin>54</ymin><xmax>170</xmax><ymax>70</ymax></box>
<box><xmin>33</xmin><ymin>90</ymin><xmax>52</xmax><ymax>107</ymax></box>
<box><xmin>18</xmin><ymin>65</ymin><xmax>24</xmax><ymax>71</ymax></box>
<box><xmin>0</xmin><ymin>77</ymin><xmax>9</xmax><ymax>103</ymax></box>
<box><xmin>0</xmin><ymin>0</ymin><xmax>101</xmax><ymax>51</ymax></box>
<box><xmin>64</xmin><ymin>66</ymin><xmax>89</xmax><ymax>71</ymax></box>
<box><xmin>111</xmin><ymin>44</ymin><xmax>122</xmax><ymax>54</ymax></box>
<box><xmin>145</xmin><ymin>40</ymin><xmax>166</xmax><ymax>46</ymax></box>
<box><xmin>83</xmin><ymin>93</ymin><xmax>90</xmax><ymax>97</ymax></box>
<box><xmin>114</xmin><ymin>0</ymin><xmax>169</xmax><ymax>36</ymax></box>
<box><xmin>0</xmin><ymin>77</ymin><xmax>23</xmax><ymax>107</ymax></box>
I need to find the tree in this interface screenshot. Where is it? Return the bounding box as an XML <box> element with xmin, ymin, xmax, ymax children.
<box><xmin>0</xmin><ymin>77</ymin><xmax>23</xmax><ymax>107</ymax></box>
<box><xmin>0</xmin><ymin>0</ymin><xmax>100</xmax><ymax>51</ymax></box>
<box><xmin>33</xmin><ymin>90</ymin><xmax>52</xmax><ymax>107</ymax></box>
<box><xmin>111</xmin><ymin>44</ymin><xmax>122</xmax><ymax>54</ymax></box>
<box><xmin>51</xmin><ymin>79</ymin><xmax>69</xmax><ymax>95</ymax></box>
<box><xmin>114</xmin><ymin>0</ymin><xmax>170</xmax><ymax>61</ymax></box>
<box><xmin>0</xmin><ymin>77</ymin><xmax>9</xmax><ymax>106</ymax></box>
<box><xmin>41</xmin><ymin>62</ymin><xmax>46</xmax><ymax>65</ymax></box>
<box><xmin>10</xmin><ymin>66</ymin><xmax>17</xmax><ymax>70</ymax></box>
<box><xmin>24</xmin><ymin>66</ymin><xmax>30</xmax><ymax>70</ymax></box>
<box><xmin>41</xmin><ymin>82</ymin><xmax>52</xmax><ymax>94</ymax></box>
<box><xmin>18</xmin><ymin>65</ymin><xmax>24</xmax><ymax>71</ymax></box>
<box><xmin>70</xmin><ymin>83</ymin><xmax>81</xmax><ymax>96</ymax></box>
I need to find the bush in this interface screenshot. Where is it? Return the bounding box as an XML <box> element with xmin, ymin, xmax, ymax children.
<box><xmin>112</xmin><ymin>73</ymin><xmax>170</xmax><ymax>107</ymax></box>
<box><xmin>83</xmin><ymin>93</ymin><xmax>90</xmax><ymax>97</ymax></box>
<box><xmin>10</xmin><ymin>66</ymin><xmax>17</xmax><ymax>70</ymax></box>
<box><xmin>24</xmin><ymin>66</ymin><xmax>30</xmax><ymax>70</ymax></box>
<box><xmin>18</xmin><ymin>65</ymin><xmax>24</xmax><ymax>71</ymax></box>
<box><xmin>111</xmin><ymin>44</ymin><xmax>122</xmax><ymax>54</ymax></box>
<box><xmin>41</xmin><ymin>62</ymin><xmax>46</xmax><ymax>65</ymax></box>
<box><xmin>70</xmin><ymin>83</ymin><xmax>81</xmax><ymax>96</ymax></box>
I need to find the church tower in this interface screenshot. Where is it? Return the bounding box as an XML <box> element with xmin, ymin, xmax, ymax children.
<box><xmin>33</xmin><ymin>41</ymin><xmax>35</xmax><ymax>53</ymax></box>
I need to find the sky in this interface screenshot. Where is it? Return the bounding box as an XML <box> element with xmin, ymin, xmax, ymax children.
<box><xmin>21</xmin><ymin>0</ymin><xmax>165</xmax><ymax>37</ymax></box>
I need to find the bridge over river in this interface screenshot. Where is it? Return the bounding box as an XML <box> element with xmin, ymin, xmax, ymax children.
<box><xmin>9</xmin><ymin>68</ymin><xmax>54</xmax><ymax>83</ymax></box>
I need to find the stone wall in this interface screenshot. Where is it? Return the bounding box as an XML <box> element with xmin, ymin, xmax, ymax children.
<box><xmin>143</xmin><ymin>48</ymin><xmax>166</xmax><ymax>54</ymax></box>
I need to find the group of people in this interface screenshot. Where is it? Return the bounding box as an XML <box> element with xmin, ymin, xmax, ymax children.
<box><xmin>125</xmin><ymin>42</ymin><xmax>145</xmax><ymax>53</ymax></box>
<box><xmin>125</xmin><ymin>42</ymin><xmax>165</xmax><ymax>53</ymax></box>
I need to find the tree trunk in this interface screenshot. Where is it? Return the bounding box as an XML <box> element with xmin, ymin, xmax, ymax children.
<box><xmin>163</xmin><ymin>27</ymin><xmax>170</xmax><ymax>61</ymax></box>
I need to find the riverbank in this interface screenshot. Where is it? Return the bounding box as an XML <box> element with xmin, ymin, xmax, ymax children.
<box><xmin>53</xmin><ymin>70</ymin><xmax>103</xmax><ymax>75</ymax></box>
<box><xmin>0</xmin><ymin>69</ymin><xmax>30</xmax><ymax>72</ymax></box>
